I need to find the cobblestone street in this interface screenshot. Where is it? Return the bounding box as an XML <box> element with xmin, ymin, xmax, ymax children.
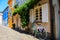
<box><xmin>0</xmin><ymin>25</ymin><xmax>39</xmax><ymax>40</ymax></box>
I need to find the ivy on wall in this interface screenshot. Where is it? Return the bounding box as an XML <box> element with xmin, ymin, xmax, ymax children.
<box><xmin>12</xmin><ymin>0</ymin><xmax>40</xmax><ymax>28</ymax></box>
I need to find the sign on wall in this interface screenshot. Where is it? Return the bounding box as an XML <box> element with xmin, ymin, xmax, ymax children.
<box><xmin>42</xmin><ymin>3</ymin><xmax>48</xmax><ymax>22</ymax></box>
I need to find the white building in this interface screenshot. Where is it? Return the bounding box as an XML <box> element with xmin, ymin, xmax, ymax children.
<box><xmin>0</xmin><ymin>13</ymin><xmax>3</xmax><ymax>25</ymax></box>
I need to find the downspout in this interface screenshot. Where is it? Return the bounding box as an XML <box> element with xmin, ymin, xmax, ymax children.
<box><xmin>49</xmin><ymin>0</ymin><xmax>55</xmax><ymax>40</ymax></box>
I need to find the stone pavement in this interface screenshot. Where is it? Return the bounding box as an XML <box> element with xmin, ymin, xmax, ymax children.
<box><xmin>0</xmin><ymin>25</ymin><xmax>39</xmax><ymax>40</ymax></box>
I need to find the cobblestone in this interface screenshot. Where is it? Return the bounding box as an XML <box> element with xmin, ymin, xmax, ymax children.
<box><xmin>0</xmin><ymin>25</ymin><xmax>39</xmax><ymax>40</ymax></box>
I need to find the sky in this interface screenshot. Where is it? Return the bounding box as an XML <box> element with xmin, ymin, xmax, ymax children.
<box><xmin>0</xmin><ymin>0</ymin><xmax>8</xmax><ymax>12</ymax></box>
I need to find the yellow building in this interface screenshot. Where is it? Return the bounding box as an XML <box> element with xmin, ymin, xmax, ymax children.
<box><xmin>29</xmin><ymin>0</ymin><xmax>51</xmax><ymax>33</ymax></box>
<box><xmin>8</xmin><ymin>0</ymin><xmax>15</xmax><ymax>28</ymax></box>
<box><xmin>13</xmin><ymin>13</ymin><xmax>21</xmax><ymax>29</ymax></box>
<box><xmin>29</xmin><ymin>0</ymin><xmax>53</xmax><ymax>39</ymax></box>
<box><xmin>29</xmin><ymin>0</ymin><xmax>60</xmax><ymax>39</ymax></box>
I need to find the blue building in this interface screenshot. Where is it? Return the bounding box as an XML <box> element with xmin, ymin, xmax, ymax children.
<box><xmin>2</xmin><ymin>6</ymin><xmax>9</xmax><ymax>26</ymax></box>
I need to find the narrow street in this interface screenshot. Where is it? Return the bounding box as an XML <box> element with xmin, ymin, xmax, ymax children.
<box><xmin>0</xmin><ymin>0</ymin><xmax>60</xmax><ymax>40</ymax></box>
<box><xmin>0</xmin><ymin>25</ymin><xmax>39</xmax><ymax>40</ymax></box>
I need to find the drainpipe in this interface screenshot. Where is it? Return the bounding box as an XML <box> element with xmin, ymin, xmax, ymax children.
<box><xmin>49</xmin><ymin>0</ymin><xmax>55</xmax><ymax>40</ymax></box>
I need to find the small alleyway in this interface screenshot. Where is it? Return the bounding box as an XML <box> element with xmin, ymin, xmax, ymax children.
<box><xmin>0</xmin><ymin>25</ymin><xmax>39</xmax><ymax>40</ymax></box>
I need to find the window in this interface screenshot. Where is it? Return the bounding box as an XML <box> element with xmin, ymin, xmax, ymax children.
<box><xmin>40</xmin><ymin>7</ymin><xmax>42</xmax><ymax>22</ymax></box>
<box><xmin>38</xmin><ymin>3</ymin><xmax>41</xmax><ymax>6</ymax></box>
<box><xmin>36</xmin><ymin>9</ymin><xmax>38</xmax><ymax>20</ymax></box>
<box><xmin>36</xmin><ymin>9</ymin><xmax>38</xmax><ymax>17</ymax></box>
<box><xmin>36</xmin><ymin>16</ymin><xmax>38</xmax><ymax>20</ymax></box>
<box><xmin>35</xmin><ymin>7</ymin><xmax>42</xmax><ymax>22</ymax></box>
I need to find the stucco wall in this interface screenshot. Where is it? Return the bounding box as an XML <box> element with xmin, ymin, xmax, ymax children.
<box><xmin>2</xmin><ymin>7</ymin><xmax>8</xmax><ymax>26</ymax></box>
<box><xmin>29</xmin><ymin>2</ymin><xmax>51</xmax><ymax>33</ymax></box>
<box><xmin>0</xmin><ymin>13</ymin><xmax>3</xmax><ymax>25</ymax></box>
<box><xmin>52</xmin><ymin>0</ymin><xmax>60</xmax><ymax>39</ymax></box>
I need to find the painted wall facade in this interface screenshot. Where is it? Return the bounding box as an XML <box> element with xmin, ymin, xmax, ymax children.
<box><xmin>29</xmin><ymin>0</ymin><xmax>52</xmax><ymax>39</ymax></box>
<box><xmin>0</xmin><ymin>13</ymin><xmax>3</xmax><ymax>25</ymax></box>
<box><xmin>52</xmin><ymin>0</ymin><xmax>60</xmax><ymax>40</ymax></box>
<box><xmin>13</xmin><ymin>14</ymin><xmax>21</xmax><ymax>29</ymax></box>
<box><xmin>8</xmin><ymin>0</ymin><xmax>15</xmax><ymax>28</ymax></box>
<box><xmin>2</xmin><ymin>7</ymin><xmax>9</xmax><ymax>26</ymax></box>
<box><xmin>13</xmin><ymin>0</ymin><xmax>29</xmax><ymax>29</ymax></box>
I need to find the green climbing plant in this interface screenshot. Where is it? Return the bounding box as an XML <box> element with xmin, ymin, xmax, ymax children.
<box><xmin>12</xmin><ymin>0</ymin><xmax>40</xmax><ymax>28</ymax></box>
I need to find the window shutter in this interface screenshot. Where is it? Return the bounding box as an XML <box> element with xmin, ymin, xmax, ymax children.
<box><xmin>42</xmin><ymin>3</ymin><xmax>48</xmax><ymax>22</ymax></box>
